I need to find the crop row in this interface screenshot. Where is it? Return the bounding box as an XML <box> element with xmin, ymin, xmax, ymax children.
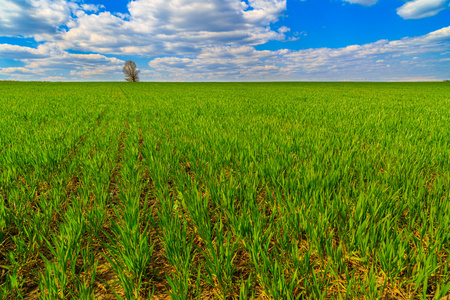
<box><xmin>1</xmin><ymin>82</ymin><xmax>449</xmax><ymax>299</ymax></box>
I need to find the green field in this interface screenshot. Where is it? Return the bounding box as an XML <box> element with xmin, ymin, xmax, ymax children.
<box><xmin>1</xmin><ymin>82</ymin><xmax>450</xmax><ymax>299</ymax></box>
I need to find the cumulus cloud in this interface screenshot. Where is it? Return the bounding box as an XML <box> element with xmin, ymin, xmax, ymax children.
<box><xmin>148</xmin><ymin>46</ymin><xmax>275</xmax><ymax>80</ymax></box>
<box><xmin>0</xmin><ymin>0</ymin><xmax>288</xmax><ymax>57</ymax></box>
<box><xmin>69</xmin><ymin>65</ymin><xmax>122</xmax><ymax>77</ymax></box>
<box><xmin>80</xmin><ymin>4</ymin><xmax>104</xmax><ymax>12</ymax></box>
<box><xmin>281</xmin><ymin>27</ymin><xmax>450</xmax><ymax>76</ymax></box>
<box><xmin>397</xmin><ymin>0</ymin><xmax>450</xmax><ymax>19</ymax></box>
<box><xmin>0</xmin><ymin>67</ymin><xmax>35</xmax><ymax>74</ymax></box>
<box><xmin>0</xmin><ymin>42</ymin><xmax>124</xmax><ymax>80</ymax></box>
<box><xmin>41</xmin><ymin>75</ymin><xmax>67</xmax><ymax>80</ymax></box>
<box><xmin>342</xmin><ymin>0</ymin><xmax>379</xmax><ymax>6</ymax></box>
<box><xmin>59</xmin><ymin>0</ymin><xmax>287</xmax><ymax>56</ymax></box>
<box><xmin>0</xmin><ymin>43</ymin><xmax>46</xmax><ymax>59</ymax></box>
<box><xmin>1</xmin><ymin>0</ymin><xmax>449</xmax><ymax>81</ymax></box>
<box><xmin>0</xmin><ymin>0</ymin><xmax>78</xmax><ymax>37</ymax></box>
<box><xmin>147</xmin><ymin>26</ymin><xmax>450</xmax><ymax>81</ymax></box>
<box><xmin>344</xmin><ymin>0</ymin><xmax>450</xmax><ymax>18</ymax></box>
<box><xmin>0</xmin><ymin>66</ymin><xmax>42</xmax><ymax>80</ymax></box>
<box><xmin>2</xmin><ymin>23</ymin><xmax>450</xmax><ymax>81</ymax></box>
<box><xmin>22</xmin><ymin>51</ymin><xmax>124</xmax><ymax>76</ymax></box>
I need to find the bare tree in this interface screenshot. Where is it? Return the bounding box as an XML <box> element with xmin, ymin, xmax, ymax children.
<box><xmin>123</xmin><ymin>60</ymin><xmax>140</xmax><ymax>82</ymax></box>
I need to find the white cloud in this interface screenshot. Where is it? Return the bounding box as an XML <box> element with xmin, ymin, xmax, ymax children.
<box><xmin>343</xmin><ymin>0</ymin><xmax>379</xmax><ymax>6</ymax></box>
<box><xmin>0</xmin><ymin>42</ymin><xmax>124</xmax><ymax>80</ymax></box>
<box><xmin>80</xmin><ymin>4</ymin><xmax>104</xmax><ymax>12</ymax></box>
<box><xmin>147</xmin><ymin>26</ymin><xmax>450</xmax><ymax>81</ymax></box>
<box><xmin>23</xmin><ymin>50</ymin><xmax>124</xmax><ymax>71</ymax></box>
<box><xmin>0</xmin><ymin>67</ymin><xmax>34</xmax><ymax>74</ymax></box>
<box><xmin>344</xmin><ymin>0</ymin><xmax>450</xmax><ymax>18</ymax></box>
<box><xmin>0</xmin><ymin>0</ymin><xmax>289</xmax><ymax>58</ymax></box>
<box><xmin>0</xmin><ymin>66</ymin><xmax>42</xmax><ymax>81</ymax></box>
<box><xmin>1</xmin><ymin>0</ymin><xmax>449</xmax><ymax>81</ymax></box>
<box><xmin>58</xmin><ymin>0</ymin><xmax>287</xmax><ymax>56</ymax></box>
<box><xmin>41</xmin><ymin>75</ymin><xmax>67</xmax><ymax>80</ymax></box>
<box><xmin>69</xmin><ymin>65</ymin><xmax>122</xmax><ymax>78</ymax></box>
<box><xmin>397</xmin><ymin>0</ymin><xmax>450</xmax><ymax>19</ymax></box>
<box><xmin>0</xmin><ymin>43</ymin><xmax>46</xmax><ymax>59</ymax></box>
<box><xmin>0</xmin><ymin>0</ymin><xmax>78</xmax><ymax>37</ymax></box>
<box><xmin>1</xmin><ymin>25</ymin><xmax>449</xmax><ymax>81</ymax></box>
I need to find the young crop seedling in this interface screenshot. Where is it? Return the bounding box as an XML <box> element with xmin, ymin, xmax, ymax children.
<box><xmin>1</xmin><ymin>82</ymin><xmax>450</xmax><ymax>299</ymax></box>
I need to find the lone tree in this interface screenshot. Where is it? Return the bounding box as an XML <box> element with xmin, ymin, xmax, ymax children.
<box><xmin>123</xmin><ymin>60</ymin><xmax>140</xmax><ymax>82</ymax></box>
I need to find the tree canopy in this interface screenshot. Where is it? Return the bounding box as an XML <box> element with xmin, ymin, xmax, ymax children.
<box><xmin>123</xmin><ymin>60</ymin><xmax>140</xmax><ymax>82</ymax></box>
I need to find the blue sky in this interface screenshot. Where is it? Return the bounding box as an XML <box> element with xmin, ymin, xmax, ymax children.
<box><xmin>0</xmin><ymin>0</ymin><xmax>449</xmax><ymax>81</ymax></box>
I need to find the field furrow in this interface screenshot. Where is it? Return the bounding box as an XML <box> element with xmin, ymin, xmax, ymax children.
<box><xmin>1</xmin><ymin>82</ymin><xmax>450</xmax><ymax>299</ymax></box>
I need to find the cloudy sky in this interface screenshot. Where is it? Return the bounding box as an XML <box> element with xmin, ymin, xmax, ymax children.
<box><xmin>0</xmin><ymin>0</ymin><xmax>449</xmax><ymax>81</ymax></box>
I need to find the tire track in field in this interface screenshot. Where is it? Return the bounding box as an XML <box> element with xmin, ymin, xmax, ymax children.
<box><xmin>117</xmin><ymin>86</ymin><xmax>172</xmax><ymax>298</ymax></box>
<box><xmin>93</xmin><ymin>86</ymin><xmax>147</xmax><ymax>299</ymax></box>
<box><xmin>92</xmin><ymin>117</ymin><xmax>129</xmax><ymax>299</ymax></box>
<box><xmin>1</xmin><ymin>106</ymin><xmax>110</xmax><ymax>299</ymax></box>
<box><xmin>137</xmin><ymin>125</ymin><xmax>175</xmax><ymax>299</ymax></box>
